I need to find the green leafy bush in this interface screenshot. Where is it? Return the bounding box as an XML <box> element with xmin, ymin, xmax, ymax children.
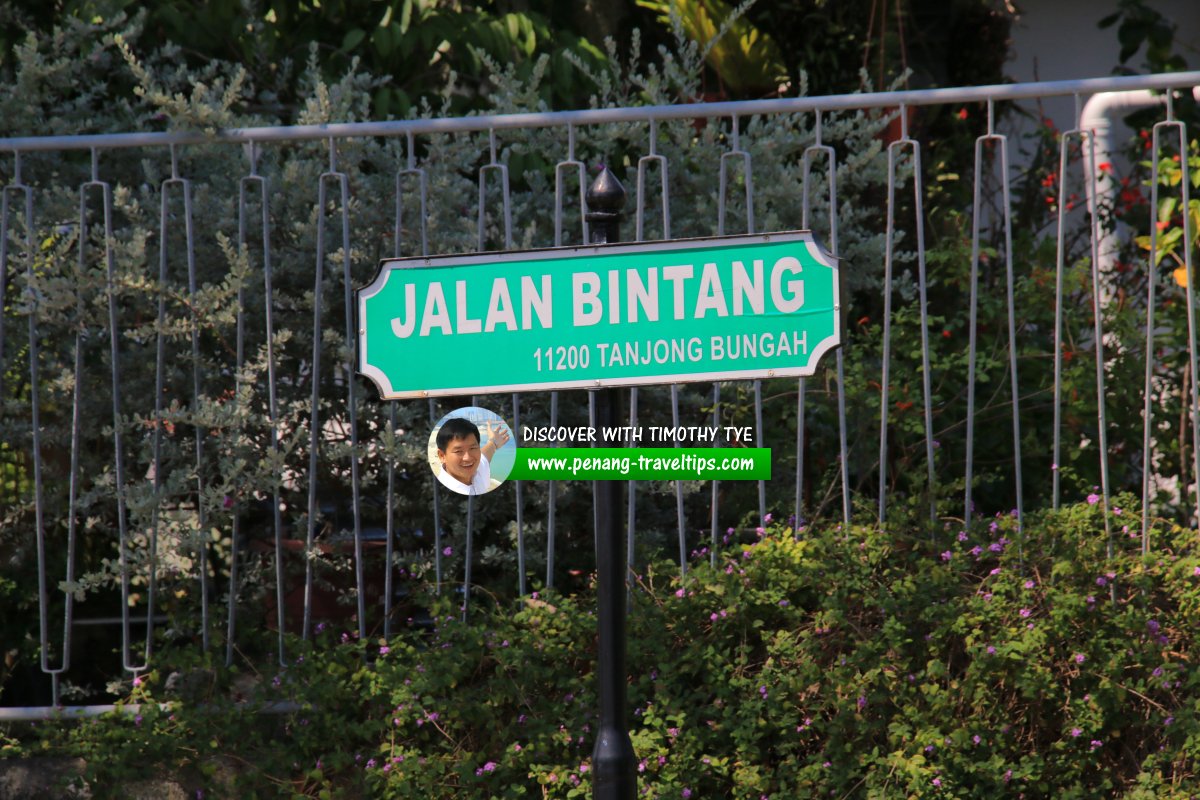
<box><xmin>11</xmin><ymin>500</ymin><xmax>1199</xmax><ymax>798</ymax></box>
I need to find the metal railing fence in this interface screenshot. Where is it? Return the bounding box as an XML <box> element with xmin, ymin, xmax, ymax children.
<box><xmin>1</xmin><ymin>71</ymin><xmax>1199</xmax><ymax>717</ymax></box>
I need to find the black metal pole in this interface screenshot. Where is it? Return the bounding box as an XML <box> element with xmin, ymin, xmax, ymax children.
<box><xmin>585</xmin><ymin>167</ymin><xmax>636</xmax><ymax>800</ymax></box>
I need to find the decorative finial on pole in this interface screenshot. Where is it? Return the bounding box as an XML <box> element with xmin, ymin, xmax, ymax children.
<box><xmin>586</xmin><ymin>166</ymin><xmax>626</xmax><ymax>246</ymax></box>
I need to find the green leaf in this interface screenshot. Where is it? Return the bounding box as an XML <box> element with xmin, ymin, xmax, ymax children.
<box><xmin>399</xmin><ymin>0</ymin><xmax>413</xmax><ymax>34</ymax></box>
<box><xmin>341</xmin><ymin>27</ymin><xmax>365</xmax><ymax>52</ymax></box>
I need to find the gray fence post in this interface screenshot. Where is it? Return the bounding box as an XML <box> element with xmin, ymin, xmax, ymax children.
<box><xmin>586</xmin><ymin>166</ymin><xmax>636</xmax><ymax>800</ymax></box>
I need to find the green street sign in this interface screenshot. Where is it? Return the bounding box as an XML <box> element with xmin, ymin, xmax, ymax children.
<box><xmin>356</xmin><ymin>231</ymin><xmax>840</xmax><ymax>399</ymax></box>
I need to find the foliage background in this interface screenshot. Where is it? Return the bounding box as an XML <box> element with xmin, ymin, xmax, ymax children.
<box><xmin>1</xmin><ymin>0</ymin><xmax>1199</xmax><ymax>798</ymax></box>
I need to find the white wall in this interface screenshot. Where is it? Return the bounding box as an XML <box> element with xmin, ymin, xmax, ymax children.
<box><xmin>1007</xmin><ymin>0</ymin><xmax>1200</xmax><ymax>133</ymax></box>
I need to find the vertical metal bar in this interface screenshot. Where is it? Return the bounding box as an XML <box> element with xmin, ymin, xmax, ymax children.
<box><xmin>1051</xmin><ymin>124</ymin><xmax>1083</xmax><ymax>511</ymax></box>
<box><xmin>802</xmin><ymin>111</ymin><xmax>850</xmax><ymax>526</ymax></box>
<box><xmin>141</xmin><ymin>164</ymin><xmax>171</xmax><ymax>669</ymax></box>
<box><xmin>86</xmin><ymin>150</ymin><xmax>142</xmax><ymax>676</ymax></box>
<box><xmin>794</xmin><ymin>378</ymin><xmax>805</xmax><ymax>526</ymax></box>
<box><xmin>879</xmin><ymin>125</ymin><xmax>898</xmax><ymax>523</ymax></box>
<box><xmin>997</xmin><ymin>123</ymin><xmax>1025</xmax><ymax>536</ymax></box>
<box><xmin>879</xmin><ymin>107</ymin><xmax>935</xmax><ymax>523</ymax></box>
<box><xmin>671</xmin><ymin>384</ymin><xmax>686</xmax><ymax>574</ymax></box>
<box><xmin>241</xmin><ymin>146</ymin><xmax>287</xmax><ymax>665</ymax></box>
<box><xmin>23</xmin><ymin>167</ymin><xmax>51</xmax><ymax>699</ymax></box>
<box><xmin>326</xmin><ymin>140</ymin><xmax>367</xmax><ymax>640</ymax></box>
<box><xmin>229</xmin><ymin>149</ymin><xmax>248</xmax><ymax>657</ymax></box>
<box><xmin>546</xmin><ymin>390</ymin><xmax>557</xmax><ymax>590</ymax></box>
<box><xmin>710</xmin><ymin>383</ymin><xmax>720</xmax><ymax>566</ymax></box>
<box><xmin>554</xmin><ymin>124</ymin><xmax>588</xmax><ymax>246</ymax></box>
<box><xmin>717</xmin><ymin>116</ymin><xmax>766</xmax><ymax>524</ymax></box>
<box><xmin>965</xmin><ymin>103</ymin><xmax>1023</xmax><ymax>530</ymax></box>
<box><xmin>965</xmin><ymin>136</ymin><xmax>984</xmax><ymax>522</ymax></box>
<box><xmin>717</xmin><ymin>116</ymin><xmax>754</xmax><ymax>237</ymax></box>
<box><xmin>232</xmin><ymin>144</ymin><xmax>275</xmax><ymax>664</ymax></box>
<box><xmin>10</xmin><ymin>159</ymin><xmax>75</xmax><ymax>704</ymax></box>
<box><xmin>513</xmin><ymin>394</ymin><xmax>526</xmax><ymax>596</ymax></box>
<box><xmin>387</xmin><ymin>134</ymin><xmax>431</xmax><ymax>633</ymax></box>
<box><xmin>304</xmin><ymin>160</ymin><xmax>326</xmax><ymax>640</ymax></box>
<box><xmin>304</xmin><ymin>140</ymin><xmax>367</xmax><ymax>639</ymax></box>
<box><xmin>1145</xmin><ymin>117</ymin><xmax>1198</xmax><ymax>537</ymax></box>
<box><xmin>1083</xmin><ymin>129</ymin><xmax>1114</xmax><ymax>542</ymax></box>
<box><xmin>635</xmin><ymin>119</ymin><xmax>671</xmax><ymax>241</ymax></box>
<box><xmin>1142</xmin><ymin>130</ymin><xmax>1164</xmax><ymax>543</ymax></box>
<box><xmin>462</xmin><ymin>495</ymin><xmax>474</xmax><ymax>621</ymax></box>
<box><xmin>395</xmin><ymin>131</ymin><xmax>429</xmax><ymax>258</ymax></box>
<box><xmin>754</xmin><ymin>380</ymin><xmax>766</xmax><ymax>523</ymax></box>
<box><xmin>168</xmin><ymin>148</ymin><xmax>212</xmax><ymax>649</ymax></box>
<box><xmin>478</xmin><ymin>129</ymin><xmax>513</xmax><ymax>251</ymax></box>
<box><xmin>1178</xmin><ymin>119</ymin><xmax>1200</xmax><ymax>531</ymax></box>
<box><xmin>628</xmin><ymin>387</ymin><xmax>639</xmax><ymax>578</ymax></box>
<box><xmin>630</xmin><ymin>119</ymin><xmax>671</xmax><ymax>581</ymax></box>
<box><xmin>912</xmin><ymin>141</ymin><xmax>936</xmax><ymax>525</ymax></box>
<box><xmin>430</xmin><ymin>398</ymin><xmax>444</xmax><ymax>595</ymax></box>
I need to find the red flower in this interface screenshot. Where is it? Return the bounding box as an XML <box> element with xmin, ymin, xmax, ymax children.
<box><xmin>1098</xmin><ymin>162</ymin><xmax>1112</xmax><ymax>173</ymax></box>
<box><xmin>957</xmin><ymin>108</ymin><xmax>968</xmax><ymax>120</ymax></box>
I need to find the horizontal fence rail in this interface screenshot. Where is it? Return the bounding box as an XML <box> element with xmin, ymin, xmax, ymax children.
<box><xmin>1</xmin><ymin>72</ymin><xmax>1199</xmax><ymax>717</ymax></box>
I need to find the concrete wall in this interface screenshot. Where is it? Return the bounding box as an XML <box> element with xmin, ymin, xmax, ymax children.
<box><xmin>1008</xmin><ymin>0</ymin><xmax>1200</xmax><ymax>134</ymax></box>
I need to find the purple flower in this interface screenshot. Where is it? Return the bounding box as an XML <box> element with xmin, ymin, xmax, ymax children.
<box><xmin>1024</xmin><ymin>580</ymin><xmax>1035</xmax><ymax>589</ymax></box>
<box><xmin>1074</xmin><ymin>653</ymin><xmax>1085</xmax><ymax>664</ymax></box>
<box><xmin>763</xmin><ymin>513</ymin><xmax>773</xmax><ymax>524</ymax></box>
<box><xmin>1087</xmin><ymin>493</ymin><xmax>1100</xmax><ymax>505</ymax></box>
<box><xmin>366</xmin><ymin>758</ymin><xmax>377</xmax><ymax>768</ymax></box>
<box><xmin>1090</xmin><ymin>740</ymin><xmax>1103</xmax><ymax>750</ymax></box>
<box><xmin>986</xmin><ymin>645</ymin><xmax>997</xmax><ymax>654</ymax></box>
<box><xmin>443</xmin><ymin>546</ymin><xmax>453</xmax><ymax>556</ymax></box>
<box><xmin>972</xmin><ymin>735</ymin><xmax>981</xmax><ymax>745</ymax></box>
<box><xmin>1147</xmin><ymin>619</ymin><xmax>1160</xmax><ymax>633</ymax></box>
<box><xmin>1096</xmin><ymin>576</ymin><xmax>1107</xmax><ymax>586</ymax></box>
<box><xmin>940</xmin><ymin>551</ymin><xmax>953</xmax><ymax>561</ymax></box>
<box><xmin>956</xmin><ymin>531</ymin><xmax>968</xmax><ymax>541</ymax></box>
<box><xmin>1070</xmin><ymin>728</ymin><xmax>1082</xmax><ymax>738</ymax></box>
<box><xmin>932</xmin><ymin>777</ymin><xmax>942</xmax><ymax>787</ymax></box>
<box><xmin>379</xmin><ymin>645</ymin><xmax>390</xmax><ymax>655</ymax></box>
<box><xmin>1019</xmin><ymin>608</ymin><xmax>1031</xmax><ymax>618</ymax></box>
<box><xmin>682</xmin><ymin>790</ymin><xmax>693</xmax><ymax>799</ymax></box>
<box><xmin>857</xmin><ymin>695</ymin><xmax>867</xmax><ymax>710</ymax></box>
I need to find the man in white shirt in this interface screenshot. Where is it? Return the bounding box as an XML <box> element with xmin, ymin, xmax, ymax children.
<box><xmin>434</xmin><ymin>416</ymin><xmax>510</xmax><ymax>496</ymax></box>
